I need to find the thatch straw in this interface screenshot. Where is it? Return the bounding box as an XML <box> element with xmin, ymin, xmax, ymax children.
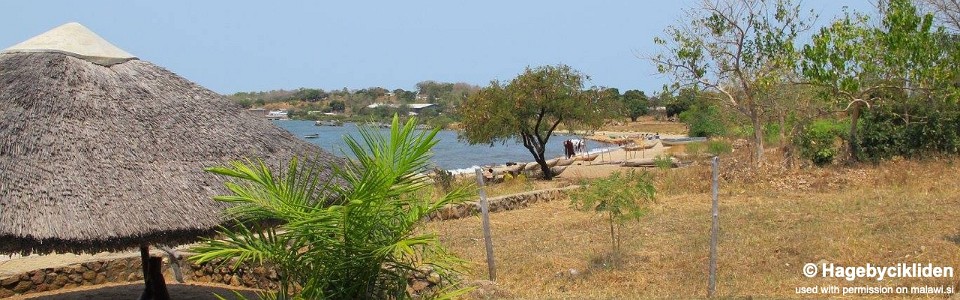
<box><xmin>0</xmin><ymin>50</ymin><xmax>343</xmax><ymax>255</ymax></box>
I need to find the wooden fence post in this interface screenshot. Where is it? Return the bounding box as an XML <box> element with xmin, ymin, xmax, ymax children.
<box><xmin>708</xmin><ymin>156</ymin><xmax>719</xmax><ymax>297</ymax></box>
<box><xmin>475</xmin><ymin>168</ymin><xmax>497</xmax><ymax>281</ymax></box>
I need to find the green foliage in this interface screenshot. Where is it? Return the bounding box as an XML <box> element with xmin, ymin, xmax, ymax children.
<box><xmin>706</xmin><ymin>140</ymin><xmax>733</xmax><ymax>156</ymax></box>
<box><xmin>653</xmin><ymin>155</ymin><xmax>674</xmax><ymax>170</ymax></box>
<box><xmin>458</xmin><ymin>64</ymin><xmax>608</xmax><ymax>180</ymax></box>
<box><xmin>191</xmin><ymin>116</ymin><xmax>472</xmax><ymax>299</ymax></box>
<box><xmin>684</xmin><ymin>142</ymin><xmax>704</xmax><ymax>158</ymax></box>
<box><xmin>431</xmin><ymin>167</ymin><xmax>455</xmax><ymax>193</ymax></box>
<box><xmin>679</xmin><ymin>104</ymin><xmax>726</xmax><ymax>137</ymax></box>
<box><xmin>798</xmin><ymin>119</ymin><xmax>847</xmax><ymax>166</ymax></box>
<box><xmin>622</xmin><ymin>90</ymin><xmax>649</xmax><ymax>121</ymax></box>
<box><xmin>857</xmin><ymin>103</ymin><xmax>960</xmax><ymax>161</ymax></box>
<box><xmin>570</xmin><ymin>171</ymin><xmax>656</xmax><ymax>260</ymax></box>
<box><xmin>328</xmin><ymin>100</ymin><xmax>345</xmax><ymax>112</ymax></box>
<box><xmin>801</xmin><ymin>0</ymin><xmax>959</xmax><ymax>161</ymax></box>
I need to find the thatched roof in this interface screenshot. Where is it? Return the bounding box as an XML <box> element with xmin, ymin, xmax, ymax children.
<box><xmin>2</xmin><ymin>22</ymin><xmax>136</xmax><ymax>66</ymax></box>
<box><xmin>0</xmin><ymin>23</ymin><xmax>344</xmax><ymax>254</ymax></box>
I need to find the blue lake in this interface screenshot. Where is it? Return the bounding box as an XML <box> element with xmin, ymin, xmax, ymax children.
<box><xmin>274</xmin><ymin>121</ymin><xmax>611</xmax><ymax>172</ymax></box>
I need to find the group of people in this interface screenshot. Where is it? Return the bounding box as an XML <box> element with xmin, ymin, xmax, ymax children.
<box><xmin>563</xmin><ymin>139</ymin><xmax>586</xmax><ymax>159</ymax></box>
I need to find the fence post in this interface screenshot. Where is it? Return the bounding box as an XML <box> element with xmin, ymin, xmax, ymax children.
<box><xmin>474</xmin><ymin>168</ymin><xmax>497</xmax><ymax>281</ymax></box>
<box><xmin>708</xmin><ymin>156</ymin><xmax>719</xmax><ymax>297</ymax></box>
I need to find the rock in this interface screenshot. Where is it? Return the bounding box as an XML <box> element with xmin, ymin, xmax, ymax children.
<box><xmin>12</xmin><ymin>280</ymin><xmax>32</xmax><ymax>293</ymax></box>
<box><xmin>63</xmin><ymin>283</ymin><xmax>79</xmax><ymax>289</ymax></box>
<box><xmin>83</xmin><ymin>262</ymin><xmax>103</xmax><ymax>272</ymax></box>
<box><xmin>427</xmin><ymin>272</ymin><xmax>441</xmax><ymax>284</ymax></box>
<box><xmin>29</xmin><ymin>271</ymin><xmax>45</xmax><ymax>285</ymax></box>
<box><xmin>242</xmin><ymin>274</ymin><xmax>256</xmax><ymax>287</ymax></box>
<box><xmin>82</xmin><ymin>270</ymin><xmax>97</xmax><ymax>281</ymax></box>
<box><xmin>0</xmin><ymin>276</ymin><xmax>18</xmax><ymax>287</ymax></box>
<box><xmin>409</xmin><ymin>280</ymin><xmax>429</xmax><ymax>292</ymax></box>
<box><xmin>67</xmin><ymin>265</ymin><xmax>85</xmax><ymax>274</ymax></box>
<box><xmin>0</xmin><ymin>288</ymin><xmax>13</xmax><ymax>298</ymax></box>
<box><xmin>34</xmin><ymin>283</ymin><xmax>49</xmax><ymax>292</ymax></box>
<box><xmin>229</xmin><ymin>275</ymin><xmax>241</xmax><ymax>286</ymax></box>
<box><xmin>568</xmin><ymin>268</ymin><xmax>580</xmax><ymax>277</ymax></box>
<box><xmin>95</xmin><ymin>273</ymin><xmax>108</xmax><ymax>284</ymax></box>
<box><xmin>68</xmin><ymin>273</ymin><xmax>82</xmax><ymax>283</ymax></box>
<box><xmin>267</xmin><ymin>269</ymin><xmax>278</xmax><ymax>280</ymax></box>
<box><xmin>52</xmin><ymin>274</ymin><xmax>68</xmax><ymax>287</ymax></box>
<box><xmin>127</xmin><ymin>273</ymin><xmax>141</xmax><ymax>282</ymax></box>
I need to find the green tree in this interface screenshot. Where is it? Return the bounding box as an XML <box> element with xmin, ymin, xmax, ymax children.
<box><xmin>801</xmin><ymin>0</ymin><xmax>957</xmax><ymax>161</ymax></box>
<box><xmin>654</xmin><ymin>0</ymin><xmax>814</xmax><ymax>166</ymax></box>
<box><xmin>570</xmin><ymin>170</ymin><xmax>656</xmax><ymax>261</ymax></box>
<box><xmin>622</xmin><ymin>90</ymin><xmax>649</xmax><ymax>121</ymax></box>
<box><xmin>191</xmin><ymin>116</ymin><xmax>471</xmax><ymax>299</ymax></box>
<box><xmin>458</xmin><ymin>65</ymin><xmax>606</xmax><ymax>180</ymax></box>
<box><xmin>328</xmin><ymin>100</ymin><xmax>345</xmax><ymax>112</ymax></box>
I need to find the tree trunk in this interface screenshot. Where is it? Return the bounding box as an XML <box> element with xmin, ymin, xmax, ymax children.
<box><xmin>778</xmin><ymin>112</ymin><xmax>786</xmax><ymax>146</ymax></box>
<box><xmin>534</xmin><ymin>155</ymin><xmax>553</xmax><ymax>180</ymax></box>
<box><xmin>520</xmin><ymin>134</ymin><xmax>554</xmax><ymax>180</ymax></box>
<box><xmin>847</xmin><ymin>102</ymin><xmax>862</xmax><ymax>163</ymax></box>
<box><xmin>750</xmin><ymin>107</ymin><xmax>764</xmax><ymax>166</ymax></box>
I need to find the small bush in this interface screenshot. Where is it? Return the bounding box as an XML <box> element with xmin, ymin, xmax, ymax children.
<box><xmin>685</xmin><ymin>142</ymin><xmax>704</xmax><ymax>157</ymax></box>
<box><xmin>570</xmin><ymin>170</ymin><xmax>656</xmax><ymax>263</ymax></box>
<box><xmin>798</xmin><ymin>119</ymin><xmax>846</xmax><ymax>166</ymax></box>
<box><xmin>433</xmin><ymin>167</ymin><xmax>455</xmax><ymax>192</ymax></box>
<box><xmin>706</xmin><ymin>140</ymin><xmax>733</xmax><ymax>156</ymax></box>
<box><xmin>679</xmin><ymin>105</ymin><xmax>726</xmax><ymax>137</ymax></box>
<box><xmin>653</xmin><ymin>155</ymin><xmax>674</xmax><ymax>169</ymax></box>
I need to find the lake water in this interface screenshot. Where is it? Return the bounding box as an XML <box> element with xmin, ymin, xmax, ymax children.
<box><xmin>275</xmin><ymin>121</ymin><xmax>614</xmax><ymax>173</ymax></box>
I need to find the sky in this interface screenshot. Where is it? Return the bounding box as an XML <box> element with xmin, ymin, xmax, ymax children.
<box><xmin>0</xmin><ymin>1</ymin><xmax>875</xmax><ymax>95</ymax></box>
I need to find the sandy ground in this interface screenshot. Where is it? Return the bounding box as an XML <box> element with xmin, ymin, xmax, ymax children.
<box><xmin>0</xmin><ymin>135</ymin><xmax>681</xmax><ymax>298</ymax></box>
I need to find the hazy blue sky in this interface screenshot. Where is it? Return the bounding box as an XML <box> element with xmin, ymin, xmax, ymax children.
<box><xmin>1</xmin><ymin>1</ymin><xmax>873</xmax><ymax>94</ymax></box>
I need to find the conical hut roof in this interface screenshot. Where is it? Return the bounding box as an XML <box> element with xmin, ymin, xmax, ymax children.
<box><xmin>0</xmin><ymin>23</ymin><xmax>344</xmax><ymax>254</ymax></box>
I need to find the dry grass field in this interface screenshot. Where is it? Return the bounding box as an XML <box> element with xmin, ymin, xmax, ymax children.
<box><xmin>426</xmin><ymin>154</ymin><xmax>960</xmax><ymax>299</ymax></box>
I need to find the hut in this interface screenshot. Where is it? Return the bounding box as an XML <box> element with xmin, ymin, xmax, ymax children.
<box><xmin>0</xmin><ymin>23</ymin><xmax>343</xmax><ymax>297</ymax></box>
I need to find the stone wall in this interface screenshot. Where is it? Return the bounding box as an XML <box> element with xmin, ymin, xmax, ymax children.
<box><xmin>0</xmin><ymin>255</ymin><xmax>279</xmax><ymax>298</ymax></box>
<box><xmin>430</xmin><ymin>185</ymin><xmax>579</xmax><ymax>221</ymax></box>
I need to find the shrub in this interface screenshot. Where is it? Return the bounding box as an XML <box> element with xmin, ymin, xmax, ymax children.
<box><xmin>706</xmin><ymin>140</ymin><xmax>733</xmax><ymax>156</ymax></box>
<box><xmin>192</xmin><ymin>116</ymin><xmax>472</xmax><ymax>299</ymax></box>
<box><xmin>653</xmin><ymin>155</ymin><xmax>674</xmax><ymax>169</ymax></box>
<box><xmin>685</xmin><ymin>142</ymin><xmax>704</xmax><ymax>157</ymax></box>
<box><xmin>798</xmin><ymin>119</ymin><xmax>846</xmax><ymax>166</ymax></box>
<box><xmin>679</xmin><ymin>104</ymin><xmax>726</xmax><ymax>137</ymax></box>
<box><xmin>857</xmin><ymin>103</ymin><xmax>960</xmax><ymax>161</ymax></box>
<box><xmin>570</xmin><ymin>170</ymin><xmax>656</xmax><ymax>264</ymax></box>
<box><xmin>432</xmin><ymin>167</ymin><xmax>455</xmax><ymax>193</ymax></box>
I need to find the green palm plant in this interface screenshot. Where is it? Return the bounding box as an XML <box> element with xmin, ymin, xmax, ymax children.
<box><xmin>191</xmin><ymin>116</ymin><xmax>472</xmax><ymax>299</ymax></box>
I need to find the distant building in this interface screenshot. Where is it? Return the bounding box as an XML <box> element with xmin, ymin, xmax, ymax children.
<box><xmin>366</xmin><ymin>103</ymin><xmax>436</xmax><ymax>115</ymax></box>
<box><xmin>265</xmin><ymin>110</ymin><xmax>289</xmax><ymax>120</ymax></box>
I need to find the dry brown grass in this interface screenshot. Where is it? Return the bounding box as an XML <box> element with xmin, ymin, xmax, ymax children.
<box><xmin>426</xmin><ymin>155</ymin><xmax>960</xmax><ymax>299</ymax></box>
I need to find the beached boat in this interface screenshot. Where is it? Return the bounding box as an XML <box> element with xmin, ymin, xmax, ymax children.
<box><xmin>304</xmin><ymin>133</ymin><xmax>320</xmax><ymax>139</ymax></box>
<box><xmin>550</xmin><ymin>166</ymin><xmax>568</xmax><ymax>176</ymax></box>
<box><xmin>523</xmin><ymin>161</ymin><xmax>540</xmax><ymax>171</ymax></box>
<box><xmin>661</xmin><ymin>137</ymin><xmax>707</xmax><ymax>146</ymax></box>
<box><xmin>545</xmin><ymin>158</ymin><xmax>560</xmax><ymax>168</ymax></box>
<box><xmin>622</xmin><ymin>157</ymin><xmax>678</xmax><ymax>168</ymax></box>
<box><xmin>575</xmin><ymin>153</ymin><xmax>600</xmax><ymax>161</ymax></box>
<box><xmin>555</xmin><ymin>157</ymin><xmax>576</xmax><ymax>167</ymax></box>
